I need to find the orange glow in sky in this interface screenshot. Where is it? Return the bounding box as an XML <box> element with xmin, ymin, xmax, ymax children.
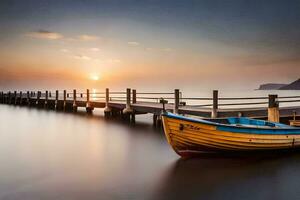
<box><xmin>1</xmin><ymin>1</ymin><xmax>300</xmax><ymax>91</ymax></box>
<box><xmin>90</xmin><ymin>74</ymin><xmax>100</xmax><ymax>81</ymax></box>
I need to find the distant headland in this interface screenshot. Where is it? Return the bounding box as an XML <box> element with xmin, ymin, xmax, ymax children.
<box><xmin>257</xmin><ymin>78</ymin><xmax>300</xmax><ymax>90</ymax></box>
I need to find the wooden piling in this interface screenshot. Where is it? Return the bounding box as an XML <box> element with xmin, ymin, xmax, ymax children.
<box><xmin>45</xmin><ymin>90</ymin><xmax>48</xmax><ymax>108</ymax></box>
<box><xmin>268</xmin><ymin>94</ymin><xmax>279</xmax><ymax>122</ymax></box>
<box><xmin>211</xmin><ymin>90</ymin><xmax>218</xmax><ymax>118</ymax></box>
<box><xmin>73</xmin><ymin>89</ymin><xmax>77</xmax><ymax>112</ymax></box>
<box><xmin>104</xmin><ymin>88</ymin><xmax>111</xmax><ymax>117</ymax></box>
<box><xmin>123</xmin><ymin>88</ymin><xmax>132</xmax><ymax>114</ymax></box>
<box><xmin>27</xmin><ymin>91</ymin><xmax>30</xmax><ymax>105</ymax></box>
<box><xmin>19</xmin><ymin>91</ymin><xmax>23</xmax><ymax>105</ymax></box>
<box><xmin>153</xmin><ymin>114</ymin><xmax>158</xmax><ymax>126</ymax></box>
<box><xmin>36</xmin><ymin>91</ymin><xmax>41</xmax><ymax>106</ymax></box>
<box><xmin>55</xmin><ymin>90</ymin><xmax>59</xmax><ymax>110</ymax></box>
<box><xmin>63</xmin><ymin>90</ymin><xmax>67</xmax><ymax>111</ymax></box>
<box><xmin>8</xmin><ymin>91</ymin><xmax>11</xmax><ymax>104</ymax></box>
<box><xmin>86</xmin><ymin>89</ymin><xmax>93</xmax><ymax>113</ymax></box>
<box><xmin>132</xmin><ymin>89</ymin><xmax>137</xmax><ymax>104</ymax></box>
<box><xmin>14</xmin><ymin>91</ymin><xmax>17</xmax><ymax>105</ymax></box>
<box><xmin>174</xmin><ymin>89</ymin><xmax>180</xmax><ymax>114</ymax></box>
<box><xmin>153</xmin><ymin>114</ymin><xmax>162</xmax><ymax>128</ymax></box>
<box><xmin>131</xmin><ymin>89</ymin><xmax>137</xmax><ymax>123</ymax></box>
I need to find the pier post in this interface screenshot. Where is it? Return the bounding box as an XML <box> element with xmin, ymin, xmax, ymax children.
<box><xmin>122</xmin><ymin>88</ymin><xmax>132</xmax><ymax>122</ymax></box>
<box><xmin>45</xmin><ymin>90</ymin><xmax>48</xmax><ymax>108</ymax></box>
<box><xmin>174</xmin><ymin>89</ymin><xmax>180</xmax><ymax>114</ymax></box>
<box><xmin>153</xmin><ymin>114</ymin><xmax>158</xmax><ymax>126</ymax></box>
<box><xmin>132</xmin><ymin>89</ymin><xmax>137</xmax><ymax>104</ymax></box>
<box><xmin>268</xmin><ymin>94</ymin><xmax>279</xmax><ymax>123</ymax></box>
<box><xmin>123</xmin><ymin>88</ymin><xmax>133</xmax><ymax>114</ymax></box>
<box><xmin>63</xmin><ymin>90</ymin><xmax>67</xmax><ymax>111</ymax></box>
<box><xmin>73</xmin><ymin>89</ymin><xmax>77</xmax><ymax>112</ymax></box>
<box><xmin>27</xmin><ymin>91</ymin><xmax>30</xmax><ymax>105</ymax></box>
<box><xmin>211</xmin><ymin>90</ymin><xmax>218</xmax><ymax>118</ymax></box>
<box><xmin>55</xmin><ymin>90</ymin><xmax>59</xmax><ymax>110</ymax></box>
<box><xmin>131</xmin><ymin>89</ymin><xmax>137</xmax><ymax>123</ymax></box>
<box><xmin>104</xmin><ymin>88</ymin><xmax>112</xmax><ymax>117</ymax></box>
<box><xmin>8</xmin><ymin>91</ymin><xmax>12</xmax><ymax>104</ymax></box>
<box><xmin>19</xmin><ymin>91</ymin><xmax>23</xmax><ymax>105</ymax></box>
<box><xmin>86</xmin><ymin>89</ymin><xmax>93</xmax><ymax>113</ymax></box>
<box><xmin>36</xmin><ymin>91</ymin><xmax>41</xmax><ymax>106</ymax></box>
<box><xmin>153</xmin><ymin>114</ymin><xmax>162</xmax><ymax>127</ymax></box>
<box><xmin>14</xmin><ymin>91</ymin><xmax>17</xmax><ymax>105</ymax></box>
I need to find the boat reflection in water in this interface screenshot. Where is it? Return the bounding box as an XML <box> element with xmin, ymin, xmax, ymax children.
<box><xmin>153</xmin><ymin>153</ymin><xmax>300</xmax><ymax>200</ymax></box>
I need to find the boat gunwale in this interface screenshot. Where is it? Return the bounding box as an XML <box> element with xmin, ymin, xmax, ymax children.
<box><xmin>162</xmin><ymin>112</ymin><xmax>300</xmax><ymax>135</ymax></box>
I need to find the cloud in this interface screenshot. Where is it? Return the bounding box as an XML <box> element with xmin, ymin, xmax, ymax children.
<box><xmin>107</xmin><ymin>59</ymin><xmax>121</xmax><ymax>63</ymax></box>
<box><xmin>73</xmin><ymin>55</ymin><xmax>91</xmax><ymax>60</ymax></box>
<box><xmin>236</xmin><ymin>54</ymin><xmax>300</xmax><ymax>67</ymax></box>
<box><xmin>60</xmin><ymin>49</ymin><xmax>70</xmax><ymax>53</ymax></box>
<box><xmin>128</xmin><ymin>41</ymin><xmax>140</xmax><ymax>46</ymax></box>
<box><xmin>26</xmin><ymin>30</ymin><xmax>63</xmax><ymax>40</ymax></box>
<box><xmin>77</xmin><ymin>35</ymin><xmax>99</xmax><ymax>41</ymax></box>
<box><xmin>89</xmin><ymin>47</ymin><xmax>100</xmax><ymax>51</ymax></box>
<box><xmin>162</xmin><ymin>48</ymin><xmax>173</xmax><ymax>52</ymax></box>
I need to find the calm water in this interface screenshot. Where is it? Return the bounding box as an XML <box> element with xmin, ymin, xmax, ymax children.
<box><xmin>1</xmin><ymin>104</ymin><xmax>300</xmax><ymax>200</ymax></box>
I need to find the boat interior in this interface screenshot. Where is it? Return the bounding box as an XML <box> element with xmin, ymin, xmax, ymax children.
<box><xmin>206</xmin><ymin>117</ymin><xmax>291</xmax><ymax>128</ymax></box>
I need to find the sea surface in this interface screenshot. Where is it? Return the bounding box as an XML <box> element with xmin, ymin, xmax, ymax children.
<box><xmin>1</xmin><ymin>93</ymin><xmax>300</xmax><ymax>200</ymax></box>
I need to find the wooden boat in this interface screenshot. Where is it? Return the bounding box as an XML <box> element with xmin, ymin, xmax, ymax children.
<box><xmin>161</xmin><ymin>112</ymin><xmax>300</xmax><ymax>157</ymax></box>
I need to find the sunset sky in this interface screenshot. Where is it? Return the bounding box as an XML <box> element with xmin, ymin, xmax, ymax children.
<box><xmin>0</xmin><ymin>0</ymin><xmax>300</xmax><ymax>91</ymax></box>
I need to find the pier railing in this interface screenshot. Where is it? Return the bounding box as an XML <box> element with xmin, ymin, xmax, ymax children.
<box><xmin>1</xmin><ymin>89</ymin><xmax>300</xmax><ymax>122</ymax></box>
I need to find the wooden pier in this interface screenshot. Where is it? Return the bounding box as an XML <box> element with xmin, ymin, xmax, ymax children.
<box><xmin>0</xmin><ymin>89</ymin><xmax>300</xmax><ymax>126</ymax></box>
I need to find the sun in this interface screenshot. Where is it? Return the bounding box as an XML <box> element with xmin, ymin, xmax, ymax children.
<box><xmin>90</xmin><ymin>74</ymin><xmax>100</xmax><ymax>81</ymax></box>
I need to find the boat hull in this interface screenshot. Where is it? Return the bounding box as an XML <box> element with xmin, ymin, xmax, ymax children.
<box><xmin>162</xmin><ymin>114</ymin><xmax>300</xmax><ymax>157</ymax></box>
